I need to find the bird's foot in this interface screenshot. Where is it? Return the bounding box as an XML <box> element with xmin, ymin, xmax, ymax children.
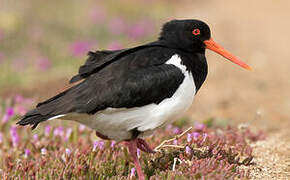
<box><xmin>127</xmin><ymin>139</ymin><xmax>145</xmax><ymax>180</ymax></box>
<box><xmin>136</xmin><ymin>138</ymin><xmax>156</xmax><ymax>153</ymax></box>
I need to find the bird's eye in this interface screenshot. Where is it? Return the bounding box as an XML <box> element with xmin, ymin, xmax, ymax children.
<box><xmin>192</xmin><ymin>29</ymin><xmax>201</xmax><ymax>35</ymax></box>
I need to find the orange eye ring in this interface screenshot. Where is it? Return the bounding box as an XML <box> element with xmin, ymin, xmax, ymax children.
<box><xmin>192</xmin><ymin>29</ymin><xmax>201</xmax><ymax>35</ymax></box>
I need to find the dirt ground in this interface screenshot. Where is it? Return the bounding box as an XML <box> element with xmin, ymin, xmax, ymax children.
<box><xmin>175</xmin><ymin>0</ymin><xmax>290</xmax><ymax>179</ymax></box>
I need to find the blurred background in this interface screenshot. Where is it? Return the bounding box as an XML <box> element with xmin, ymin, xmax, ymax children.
<box><xmin>0</xmin><ymin>0</ymin><xmax>289</xmax><ymax>177</ymax></box>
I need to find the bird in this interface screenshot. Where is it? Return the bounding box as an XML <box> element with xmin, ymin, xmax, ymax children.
<box><xmin>17</xmin><ymin>19</ymin><xmax>251</xmax><ymax>179</ymax></box>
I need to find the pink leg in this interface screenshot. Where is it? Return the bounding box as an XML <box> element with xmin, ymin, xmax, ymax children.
<box><xmin>136</xmin><ymin>138</ymin><xmax>155</xmax><ymax>153</ymax></box>
<box><xmin>127</xmin><ymin>139</ymin><xmax>145</xmax><ymax>180</ymax></box>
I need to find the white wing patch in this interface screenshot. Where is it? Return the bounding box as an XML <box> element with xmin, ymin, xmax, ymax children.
<box><xmin>60</xmin><ymin>54</ymin><xmax>196</xmax><ymax>141</ymax></box>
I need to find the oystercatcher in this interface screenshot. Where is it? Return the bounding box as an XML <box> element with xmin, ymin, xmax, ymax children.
<box><xmin>17</xmin><ymin>19</ymin><xmax>251</xmax><ymax>179</ymax></box>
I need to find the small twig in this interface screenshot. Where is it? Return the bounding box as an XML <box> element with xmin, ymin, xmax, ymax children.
<box><xmin>160</xmin><ymin>145</ymin><xmax>185</xmax><ymax>149</ymax></box>
<box><xmin>172</xmin><ymin>158</ymin><xmax>182</xmax><ymax>171</ymax></box>
<box><xmin>154</xmin><ymin>126</ymin><xmax>192</xmax><ymax>151</ymax></box>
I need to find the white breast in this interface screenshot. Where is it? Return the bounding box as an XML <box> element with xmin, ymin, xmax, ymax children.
<box><xmin>62</xmin><ymin>54</ymin><xmax>196</xmax><ymax>141</ymax></box>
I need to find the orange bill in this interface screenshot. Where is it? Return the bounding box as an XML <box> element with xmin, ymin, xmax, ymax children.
<box><xmin>204</xmin><ymin>38</ymin><xmax>252</xmax><ymax>70</ymax></box>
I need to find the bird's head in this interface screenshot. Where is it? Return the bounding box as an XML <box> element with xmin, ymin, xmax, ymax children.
<box><xmin>159</xmin><ymin>19</ymin><xmax>251</xmax><ymax>70</ymax></box>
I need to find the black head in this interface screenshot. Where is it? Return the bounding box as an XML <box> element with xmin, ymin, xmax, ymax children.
<box><xmin>159</xmin><ymin>19</ymin><xmax>211</xmax><ymax>53</ymax></box>
<box><xmin>159</xmin><ymin>19</ymin><xmax>251</xmax><ymax>70</ymax></box>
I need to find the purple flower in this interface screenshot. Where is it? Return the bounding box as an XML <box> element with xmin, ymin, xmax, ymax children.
<box><xmin>14</xmin><ymin>105</ymin><xmax>27</xmax><ymax>116</ymax></box>
<box><xmin>10</xmin><ymin>125</ymin><xmax>19</xmax><ymax>147</ymax></box>
<box><xmin>108</xmin><ymin>17</ymin><xmax>126</xmax><ymax>35</ymax></box>
<box><xmin>41</xmin><ymin>148</ymin><xmax>47</xmax><ymax>155</ymax></box>
<box><xmin>98</xmin><ymin>141</ymin><xmax>105</xmax><ymax>150</ymax></box>
<box><xmin>166</xmin><ymin>124</ymin><xmax>173</xmax><ymax>130</ymax></box>
<box><xmin>107</xmin><ymin>42</ymin><xmax>122</xmax><ymax>50</ymax></box>
<box><xmin>173</xmin><ymin>127</ymin><xmax>181</xmax><ymax>134</ymax></box>
<box><xmin>192</xmin><ymin>132</ymin><xmax>200</xmax><ymax>141</ymax></box>
<box><xmin>130</xmin><ymin>167</ymin><xmax>136</xmax><ymax>178</ymax></box>
<box><xmin>173</xmin><ymin>139</ymin><xmax>178</xmax><ymax>145</ymax></box>
<box><xmin>194</xmin><ymin>121</ymin><xmax>206</xmax><ymax>131</ymax></box>
<box><xmin>37</xmin><ymin>58</ymin><xmax>51</xmax><ymax>71</ymax></box>
<box><xmin>44</xmin><ymin>125</ymin><xmax>51</xmax><ymax>137</ymax></box>
<box><xmin>93</xmin><ymin>141</ymin><xmax>98</xmax><ymax>152</ymax></box>
<box><xmin>185</xmin><ymin>146</ymin><xmax>191</xmax><ymax>154</ymax></box>
<box><xmin>93</xmin><ymin>140</ymin><xmax>105</xmax><ymax>152</ymax></box>
<box><xmin>24</xmin><ymin>149</ymin><xmax>30</xmax><ymax>158</ymax></box>
<box><xmin>53</xmin><ymin>126</ymin><xmax>64</xmax><ymax>137</ymax></box>
<box><xmin>187</xmin><ymin>133</ymin><xmax>192</xmax><ymax>143</ymax></box>
<box><xmin>65</xmin><ymin>148</ymin><xmax>71</xmax><ymax>156</ymax></box>
<box><xmin>79</xmin><ymin>124</ymin><xmax>86</xmax><ymax>132</ymax></box>
<box><xmin>0</xmin><ymin>132</ymin><xmax>3</xmax><ymax>144</ymax></box>
<box><xmin>70</xmin><ymin>41</ymin><xmax>93</xmax><ymax>57</ymax></box>
<box><xmin>2</xmin><ymin>107</ymin><xmax>14</xmax><ymax>123</ymax></box>
<box><xmin>111</xmin><ymin>141</ymin><xmax>116</xmax><ymax>149</ymax></box>
<box><xmin>33</xmin><ymin>134</ymin><xmax>39</xmax><ymax>142</ymax></box>
<box><xmin>65</xmin><ymin>128</ymin><xmax>72</xmax><ymax>141</ymax></box>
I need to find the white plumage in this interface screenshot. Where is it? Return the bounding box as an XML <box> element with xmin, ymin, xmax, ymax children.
<box><xmin>59</xmin><ymin>54</ymin><xmax>196</xmax><ymax>141</ymax></box>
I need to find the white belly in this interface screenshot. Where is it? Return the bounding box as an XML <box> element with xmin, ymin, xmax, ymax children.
<box><xmin>61</xmin><ymin>55</ymin><xmax>196</xmax><ymax>141</ymax></box>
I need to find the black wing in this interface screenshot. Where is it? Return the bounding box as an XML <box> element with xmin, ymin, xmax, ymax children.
<box><xmin>18</xmin><ymin>46</ymin><xmax>185</xmax><ymax>128</ymax></box>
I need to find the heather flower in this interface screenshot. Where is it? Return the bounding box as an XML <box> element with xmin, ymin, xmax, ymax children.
<box><xmin>0</xmin><ymin>132</ymin><xmax>3</xmax><ymax>144</ymax></box>
<box><xmin>65</xmin><ymin>128</ymin><xmax>72</xmax><ymax>141</ymax></box>
<box><xmin>108</xmin><ymin>17</ymin><xmax>126</xmax><ymax>35</ymax></box>
<box><xmin>187</xmin><ymin>133</ymin><xmax>192</xmax><ymax>143</ymax></box>
<box><xmin>173</xmin><ymin>139</ymin><xmax>178</xmax><ymax>145</ymax></box>
<box><xmin>65</xmin><ymin>148</ymin><xmax>71</xmax><ymax>156</ymax></box>
<box><xmin>10</xmin><ymin>125</ymin><xmax>19</xmax><ymax>147</ymax></box>
<box><xmin>44</xmin><ymin>125</ymin><xmax>51</xmax><ymax>137</ymax></box>
<box><xmin>41</xmin><ymin>148</ymin><xmax>47</xmax><ymax>155</ymax></box>
<box><xmin>173</xmin><ymin>127</ymin><xmax>181</xmax><ymax>134</ymax></box>
<box><xmin>166</xmin><ymin>124</ymin><xmax>173</xmax><ymax>130</ymax></box>
<box><xmin>14</xmin><ymin>105</ymin><xmax>27</xmax><ymax>116</ymax></box>
<box><xmin>185</xmin><ymin>146</ymin><xmax>191</xmax><ymax>154</ymax></box>
<box><xmin>53</xmin><ymin>126</ymin><xmax>64</xmax><ymax>137</ymax></box>
<box><xmin>107</xmin><ymin>42</ymin><xmax>122</xmax><ymax>50</ymax></box>
<box><xmin>93</xmin><ymin>140</ymin><xmax>105</xmax><ymax>152</ymax></box>
<box><xmin>2</xmin><ymin>107</ymin><xmax>14</xmax><ymax>123</ymax></box>
<box><xmin>79</xmin><ymin>124</ymin><xmax>86</xmax><ymax>132</ymax></box>
<box><xmin>24</xmin><ymin>149</ymin><xmax>30</xmax><ymax>158</ymax></box>
<box><xmin>70</xmin><ymin>41</ymin><xmax>93</xmax><ymax>57</ymax></box>
<box><xmin>194</xmin><ymin>121</ymin><xmax>206</xmax><ymax>131</ymax></box>
<box><xmin>98</xmin><ymin>141</ymin><xmax>105</xmax><ymax>150</ymax></box>
<box><xmin>130</xmin><ymin>167</ymin><xmax>136</xmax><ymax>178</ymax></box>
<box><xmin>111</xmin><ymin>141</ymin><xmax>116</xmax><ymax>149</ymax></box>
<box><xmin>37</xmin><ymin>58</ymin><xmax>51</xmax><ymax>71</ymax></box>
<box><xmin>33</xmin><ymin>134</ymin><xmax>39</xmax><ymax>142</ymax></box>
<box><xmin>192</xmin><ymin>132</ymin><xmax>200</xmax><ymax>141</ymax></box>
<box><xmin>93</xmin><ymin>141</ymin><xmax>99</xmax><ymax>152</ymax></box>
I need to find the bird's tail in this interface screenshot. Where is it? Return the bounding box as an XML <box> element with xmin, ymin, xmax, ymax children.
<box><xmin>16</xmin><ymin>108</ymin><xmax>53</xmax><ymax>129</ymax></box>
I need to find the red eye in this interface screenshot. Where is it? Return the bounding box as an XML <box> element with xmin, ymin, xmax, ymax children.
<box><xmin>192</xmin><ymin>29</ymin><xmax>201</xmax><ymax>35</ymax></box>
